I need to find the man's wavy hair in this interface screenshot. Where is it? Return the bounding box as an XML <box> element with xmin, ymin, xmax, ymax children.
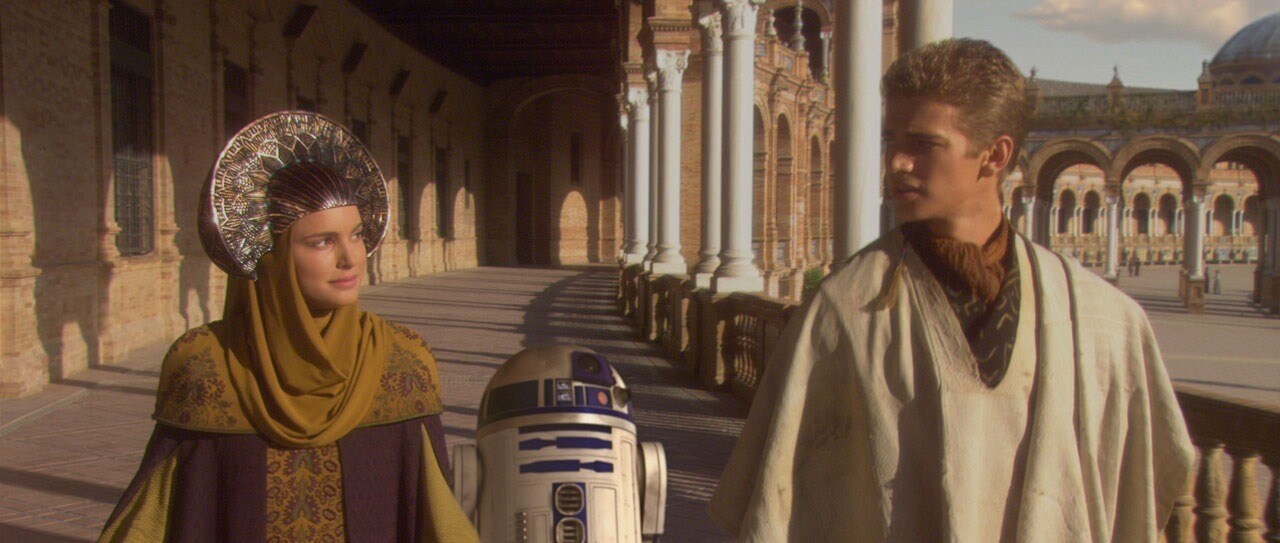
<box><xmin>882</xmin><ymin>38</ymin><xmax>1029</xmax><ymax>175</ymax></box>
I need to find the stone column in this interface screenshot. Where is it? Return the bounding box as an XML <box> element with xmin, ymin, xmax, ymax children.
<box><xmin>1184</xmin><ymin>191</ymin><xmax>1208</xmax><ymax>311</ymax></box>
<box><xmin>819</xmin><ymin>30</ymin><xmax>832</xmax><ymax>83</ymax></box>
<box><xmin>694</xmin><ymin>4</ymin><xmax>724</xmax><ymax>287</ymax></box>
<box><xmin>623</xmin><ymin>87</ymin><xmax>651</xmax><ymax>265</ymax></box>
<box><xmin>645</xmin><ymin>69</ymin><xmax>660</xmax><ymax>265</ymax></box>
<box><xmin>1104</xmin><ymin>189</ymin><xmax>1121</xmax><ymax>281</ymax></box>
<box><xmin>712</xmin><ymin>0</ymin><xmax>766</xmax><ymax>293</ymax></box>
<box><xmin>898</xmin><ymin>0</ymin><xmax>955</xmax><ymax>50</ymax></box>
<box><xmin>832</xmin><ymin>0</ymin><xmax>883</xmax><ymax>260</ymax></box>
<box><xmin>1268</xmin><ymin>202</ymin><xmax>1280</xmax><ymax>274</ymax></box>
<box><xmin>651</xmin><ymin>49</ymin><xmax>690</xmax><ymax>275</ymax></box>
<box><xmin>790</xmin><ymin>0</ymin><xmax>806</xmax><ymax>51</ymax></box>
<box><xmin>1186</xmin><ymin>193</ymin><xmax>1207</xmax><ymax>277</ymax></box>
<box><xmin>1267</xmin><ymin>201</ymin><xmax>1280</xmax><ymax>312</ymax></box>
<box><xmin>1020</xmin><ymin>193</ymin><xmax>1036</xmax><ymax>238</ymax></box>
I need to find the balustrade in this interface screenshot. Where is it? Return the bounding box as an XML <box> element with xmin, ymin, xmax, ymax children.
<box><xmin>622</xmin><ymin>267</ymin><xmax>1280</xmax><ymax>540</ymax></box>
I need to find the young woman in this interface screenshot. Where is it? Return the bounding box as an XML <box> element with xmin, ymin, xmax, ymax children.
<box><xmin>99</xmin><ymin>111</ymin><xmax>478</xmax><ymax>542</ymax></box>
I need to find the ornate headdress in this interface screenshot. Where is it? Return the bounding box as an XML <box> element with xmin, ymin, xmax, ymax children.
<box><xmin>199</xmin><ymin>111</ymin><xmax>389</xmax><ymax>278</ymax></box>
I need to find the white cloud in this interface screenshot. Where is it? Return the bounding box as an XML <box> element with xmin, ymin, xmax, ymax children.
<box><xmin>1016</xmin><ymin>0</ymin><xmax>1280</xmax><ymax>50</ymax></box>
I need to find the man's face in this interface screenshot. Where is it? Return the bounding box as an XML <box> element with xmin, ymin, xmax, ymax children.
<box><xmin>883</xmin><ymin>97</ymin><xmax>993</xmax><ymax>223</ymax></box>
<box><xmin>289</xmin><ymin>205</ymin><xmax>367</xmax><ymax>311</ymax></box>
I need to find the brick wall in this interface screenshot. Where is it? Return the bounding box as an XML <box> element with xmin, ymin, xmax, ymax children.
<box><xmin>0</xmin><ymin>0</ymin><xmax>488</xmax><ymax>397</ymax></box>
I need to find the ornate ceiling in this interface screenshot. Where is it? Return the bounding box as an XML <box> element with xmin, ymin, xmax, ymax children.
<box><xmin>349</xmin><ymin>0</ymin><xmax>620</xmax><ymax>83</ymax></box>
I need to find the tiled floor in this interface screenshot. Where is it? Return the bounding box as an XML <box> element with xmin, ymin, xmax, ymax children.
<box><xmin>0</xmin><ymin>266</ymin><xmax>744</xmax><ymax>542</ymax></box>
<box><xmin>1</xmin><ymin>263</ymin><xmax>1275</xmax><ymax>542</ymax></box>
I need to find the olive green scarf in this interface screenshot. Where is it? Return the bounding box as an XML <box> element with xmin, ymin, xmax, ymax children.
<box><xmin>220</xmin><ymin>235</ymin><xmax>392</xmax><ymax>448</ymax></box>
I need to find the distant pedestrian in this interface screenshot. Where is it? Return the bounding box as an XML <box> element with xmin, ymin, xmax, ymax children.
<box><xmin>1134</xmin><ymin>258</ymin><xmax>1141</xmax><ymax>277</ymax></box>
<box><xmin>1213</xmin><ymin>269</ymin><xmax>1222</xmax><ymax>294</ymax></box>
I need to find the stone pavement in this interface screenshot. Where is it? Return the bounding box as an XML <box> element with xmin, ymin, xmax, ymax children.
<box><xmin>1</xmin><ymin>263</ymin><xmax>1277</xmax><ymax>542</ymax></box>
<box><xmin>1101</xmin><ymin>263</ymin><xmax>1280</xmax><ymax>408</ymax></box>
<box><xmin>0</xmin><ymin>266</ymin><xmax>743</xmax><ymax>542</ymax></box>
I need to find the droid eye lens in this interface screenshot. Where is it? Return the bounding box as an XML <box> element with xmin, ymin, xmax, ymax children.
<box><xmin>613</xmin><ymin>386</ymin><xmax>631</xmax><ymax>407</ymax></box>
<box><xmin>581</xmin><ymin>357</ymin><xmax>601</xmax><ymax>373</ymax></box>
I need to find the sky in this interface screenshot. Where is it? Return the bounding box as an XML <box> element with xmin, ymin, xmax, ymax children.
<box><xmin>955</xmin><ymin>0</ymin><xmax>1280</xmax><ymax>90</ymax></box>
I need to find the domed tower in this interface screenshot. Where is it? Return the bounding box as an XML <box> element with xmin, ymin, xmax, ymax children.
<box><xmin>1208</xmin><ymin>12</ymin><xmax>1280</xmax><ymax>105</ymax></box>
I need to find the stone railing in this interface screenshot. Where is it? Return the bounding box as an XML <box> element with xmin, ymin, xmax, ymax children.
<box><xmin>619</xmin><ymin>267</ymin><xmax>1280</xmax><ymax>540</ymax></box>
<box><xmin>1031</xmin><ymin>89</ymin><xmax>1280</xmax><ymax>131</ymax></box>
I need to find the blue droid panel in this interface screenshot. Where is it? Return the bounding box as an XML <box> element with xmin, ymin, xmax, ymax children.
<box><xmin>552</xmin><ymin>482</ymin><xmax>587</xmax><ymax>543</ymax></box>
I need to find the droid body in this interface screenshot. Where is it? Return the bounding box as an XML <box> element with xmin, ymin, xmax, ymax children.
<box><xmin>453</xmin><ymin>346</ymin><xmax>667</xmax><ymax>543</ymax></box>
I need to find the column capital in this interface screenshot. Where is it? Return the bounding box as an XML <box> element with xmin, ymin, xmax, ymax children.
<box><xmin>643</xmin><ymin>66</ymin><xmax>659</xmax><ymax>96</ymax></box>
<box><xmin>721</xmin><ymin>0</ymin><xmax>766</xmax><ymax>38</ymax></box>
<box><xmin>654</xmin><ymin>49</ymin><xmax>690</xmax><ymax>91</ymax></box>
<box><xmin>625</xmin><ymin>86</ymin><xmax>650</xmax><ymax>118</ymax></box>
<box><xmin>696</xmin><ymin>3</ymin><xmax>723</xmax><ymax>53</ymax></box>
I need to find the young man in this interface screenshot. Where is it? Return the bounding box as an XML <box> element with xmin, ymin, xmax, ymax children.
<box><xmin>708</xmin><ymin>39</ymin><xmax>1193</xmax><ymax>542</ymax></box>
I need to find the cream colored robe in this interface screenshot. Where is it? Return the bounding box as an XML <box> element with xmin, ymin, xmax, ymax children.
<box><xmin>708</xmin><ymin>231</ymin><xmax>1194</xmax><ymax>542</ymax></box>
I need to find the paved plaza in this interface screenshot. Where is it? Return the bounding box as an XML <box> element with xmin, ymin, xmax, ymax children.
<box><xmin>1</xmin><ymin>263</ymin><xmax>1276</xmax><ymax>541</ymax></box>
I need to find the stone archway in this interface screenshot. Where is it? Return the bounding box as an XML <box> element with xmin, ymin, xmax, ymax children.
<box><xmin>1196</xmin><ymin>133</ymin><xmax>1280</xmax><ymax>308</ymax></box>
<box><xmin>483</xmin><ymin>74</ymin><xmax>618</xmax><ymax>266</ymax></box>
<box><xmin>1026</xmin><ymin>138</ymin><xmax>1111</xmax><ymax>244</ymax></box>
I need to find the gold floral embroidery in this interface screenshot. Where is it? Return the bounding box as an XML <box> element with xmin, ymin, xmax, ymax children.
<box><xmin>154</xmin><ymin>327</ymin><xmax>246</xmax><ymax>431</ymax></box>
<box><xmin>266</xmin><ymin>443</ymin><xmax>345</xmax><ymax>543</ymax></box>
<box><xmin>363</xmin><ymin>324</ymin><xmax>442</xmax><ymax>425</ymax></box>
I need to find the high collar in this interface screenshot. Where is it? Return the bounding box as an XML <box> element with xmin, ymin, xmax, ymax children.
<box><xmin>903</xmin><ymin>219</ymin><xmax>1013</xmax><ymax>304</ymax></box>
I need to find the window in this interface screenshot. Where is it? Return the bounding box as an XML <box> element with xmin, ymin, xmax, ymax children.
<box><xmin>570</xmin><ymin>133</ymin><xmax>583</xmax><ymax>185</ymax></box>
<box><xmin>435</xmin><ymin>147</ymin><xmax>451</xmax><ymax>239</ymax></box>
<box><xmin>110</xmin><ymin>1</ymin><xmax>154</xmax><ymax>256</ymax></box>
<box><xmin>223</xmin><ymin>62</ymin><xmax>249</xmax><ymax>139</ymax></box>
<box><xmin>396</xmin><ymin>135</ymin><xmax>416</xmax><ymax>240</ymax></box>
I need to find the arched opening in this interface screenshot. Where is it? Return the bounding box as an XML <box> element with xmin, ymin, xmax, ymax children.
<box><xmin>1243</xmin><ymin>195</ymin><xmax>1262</xmax><ymax>236</ymax></box>
<box><xmin>1159</xmin><ymin>194</ymin><xmax>1179</xmax><ymax>235</ymax></box>
<box><xmin>508</xmin><ymin>88</ymin><xmax>613</xmax><ymax>265</ymax></box>
<box><xmin>485</xmin><ymin>74</ymin><xmax>618</xmax><ymax>267</ymax></box>
<box><xmin>1122</xmin><ymin>164</ymin><xmax>1185</xmax><ymax>267</ymax></box>
<box><xmin>1132</xmin><ymin>193</ymin><xmax>1152</xmax><ymax>235</ymax></box>
<box><xmin>1057</xmin><ymin>190</ymin><xmax>1077</xmax><ymax>235</ymax></box>
<box><xmin>753</xmin><ymin>107</ymin><xmax>768</xmax><ymax>266</ymax></box>
<box><xmin>1029</xmin><ymin>141</ymin><xmax>1110</xmax><ymax>245</ymax></box>
<box><xmin>774</xmin><ymin>115</ymin><xmax>793</xmax><ymax>268</ymax></box>
<box><xmin>771</xmin><ymin>3</ymin><xmax>827</xmax><ymax>79</ymax></box>
<box><xmin>1082</xmin><ymin>190</ymin><xmax>1101</xmax><ymax>235</ymax></box>
<box><xmin>1200</xmin><ymin>138</ymin><xmax>1280</xmax><ymax>301</ymax></box>
<box><xmin>808</xmin><ymin>136</ymin><xmax>823</xmax><ymax>261</ymax></box>
<box><xmin>1213</xmin><ymin>194</ymin><xmax>1235</xmax><ymax>236</ymax></box>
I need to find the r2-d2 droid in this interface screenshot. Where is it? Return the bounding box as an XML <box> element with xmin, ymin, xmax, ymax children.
<box><xmin>452</xmin><ymin>345</ymin><xmax>667</xmax><ymax>543</ymax></box>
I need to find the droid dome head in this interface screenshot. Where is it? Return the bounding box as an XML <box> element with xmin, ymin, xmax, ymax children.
<box><xmin>477</xmin><ymin>345</ymin><xmax>633</xmax><ymax>431</ymax></box>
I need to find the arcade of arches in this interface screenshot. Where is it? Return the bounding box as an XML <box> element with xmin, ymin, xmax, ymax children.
<box><xmin>0</xmin><ymin>0</ymin><xmax>863</xmax><ymax>397</ymax></box>
<box><xmin>1009</xmin><ymin>133</ymin><xmax>1280</xmax><ymax>310</ymax></box>
<box><xmin>1</xmin><ymin>0</ymin><xmax>1277</xmax><ymax>398</ymax></box>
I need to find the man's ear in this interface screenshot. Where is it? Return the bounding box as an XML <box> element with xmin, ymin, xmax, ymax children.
<box><xmin>981</xmin><ymin>135</ymin><xmax>1016</xmax><ymax>178</ymax></box>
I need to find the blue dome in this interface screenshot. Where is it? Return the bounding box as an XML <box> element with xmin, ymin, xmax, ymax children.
<box><xmin>1213</xmin><ymin>12</ymin><xmax>1280</xmax><ymax>64</ymax></box>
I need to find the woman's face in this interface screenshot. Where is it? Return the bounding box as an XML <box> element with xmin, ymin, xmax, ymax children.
<box><xmin>289</xmin><ymin>206</ymin><xmax>366</xmax><ymax>311</ymax></box>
